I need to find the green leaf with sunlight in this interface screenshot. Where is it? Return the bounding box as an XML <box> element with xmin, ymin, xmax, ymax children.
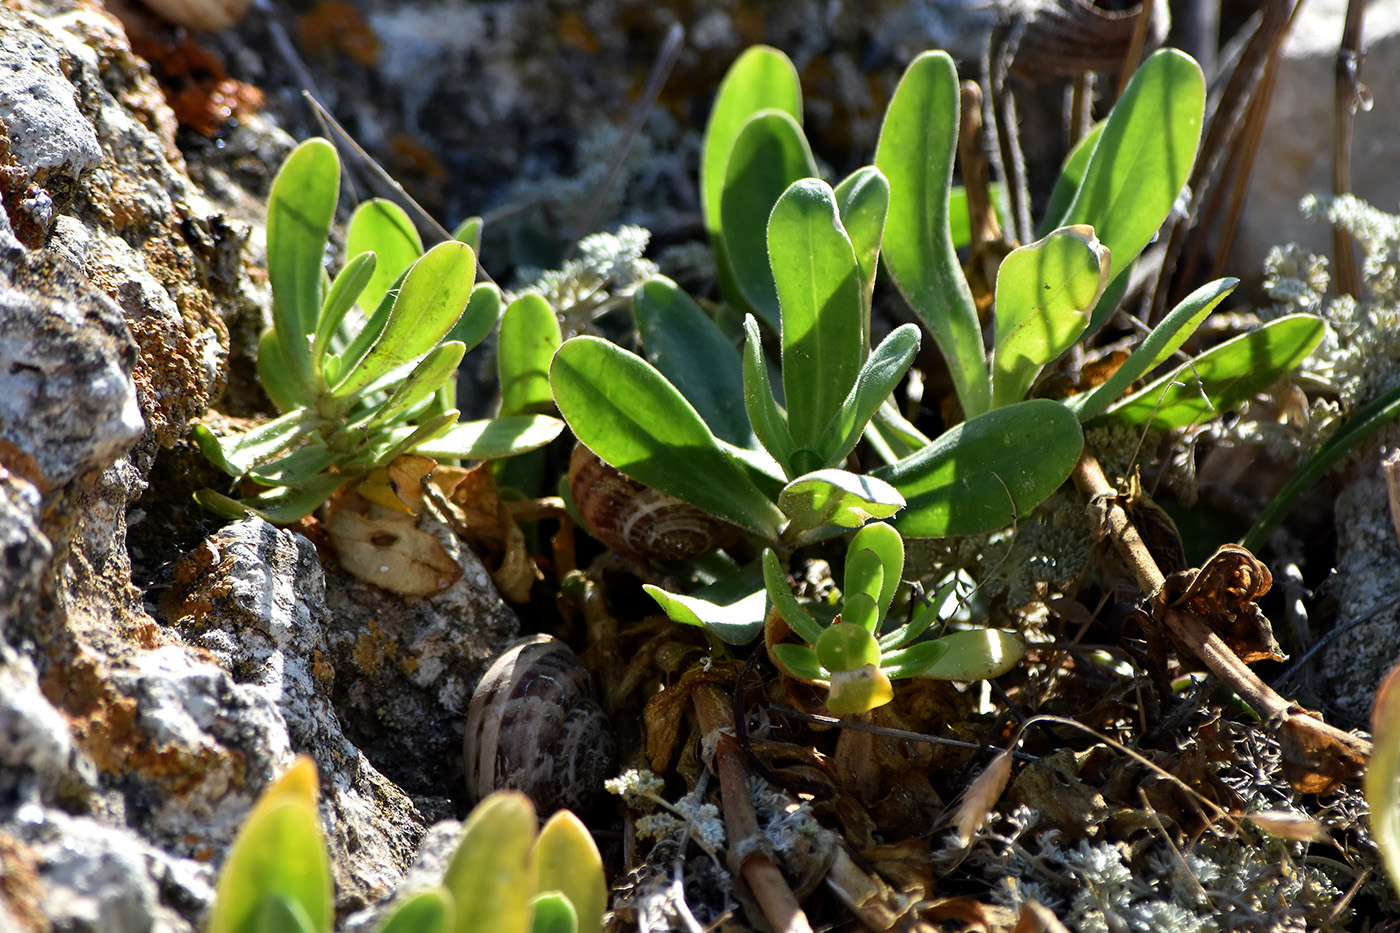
<box><xmin>778</xmin><ymin>469</ymin><xmax>905</xmax><ymax>534</ymax></box>
<box><xmin>1059</xmin><ymin>49</ymin><xmax>1204</xmax><ymax>331</ymax></box>
<box><xmin>1067</xmin><ymin>277</ymin><xmax>1237</xmax><ymax>422</ymax></box>
<box><xmin>412</xmin><ymin>414</ymin><xmax>563</xmax><ymax>461</ymax></box>
<box><xmin>769</xmin><ymin>179</ymin><xmax>864</xmax><ymax>468</ymax></box>
<box><xmin>635</xmin><ymin>277</ymin><xmax>753</xmax><ymax>448</ymax></box>
<box><xmin>990</xmin><ymin>225</ymin><xmax>1110</xmax><ymax>409</ymax></box>
<box><xmin>551</xmin><ymin>336</ymin><xmax>785</xmax><ymax>540</ymax></box>
<box><xmin>875</xmin><ymin>399</ymin><xmax>1083</xmax><ymax>537</ymax></box>
<box><xmin>721</xmin><ymin>111</ymin><xmax>818</xmax><ymax>328</ymax></box>
<box><xmin>332</xmin><ymin>241</ymin><xmax>477</xmax><ymax>398</ymax></box>
<box><xmin>266</xmin><ymin>138</ymin><xmax>339</xmax><ymax>392</ymax></box>
<box><xmin>499</xmin><ymin>294</ymin><xmax>562</xmax><ymax>416</ymax></box>
<box><xmin>346</xmin><ymin>198</ymin><xmax>423</xmax><ymax>314</ymax></box>
<box><xmin>702</xmin><ymin>46</ymin><xmax>802</xmax><ymax>318</ymax></box>
<box><xmin>876</xmin><ymin>51</ymin><xmax>990</xmax><ymax>418</ymax></box>
<box><xmin>1102</xmin><ymin>315</ymin><xmax>1326</xmax><ymax>429</ymax></box>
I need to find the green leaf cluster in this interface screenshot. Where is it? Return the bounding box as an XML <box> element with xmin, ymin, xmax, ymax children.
<box><xmin>378</xmin><ymin>791</ymin><xmax>606</xmax><ymax>933</ymax></box>
<box><xmin>195</xmin><ymin>138</ymin><xmax>563</xmax><ymax>522</ymax></box>
<box><xmin>763</xmin><ymin>523</ymin><xmax>1025</xmax><ymax>714</ymax></box>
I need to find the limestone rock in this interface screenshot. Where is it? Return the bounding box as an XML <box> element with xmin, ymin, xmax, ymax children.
<box><xmin>1229</xmin><ymin>0</ymin><xmax>1400</xmax><ymax>283</ymax></box>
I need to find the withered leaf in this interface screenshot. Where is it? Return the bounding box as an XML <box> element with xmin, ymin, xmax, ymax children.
<box><xmin>324</xmin><ymin>503</ymin><xmax>461</xmax><ymax>596</ymax></box>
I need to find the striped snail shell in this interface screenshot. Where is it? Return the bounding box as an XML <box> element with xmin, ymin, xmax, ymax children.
<box><xmin>569</xmin><ymin>444</ymin><xmax>736</xmax><ymax>561</ymax></box>
<box><xmin>463</xmin><ymin>634</ymin><xmax>616</xmax><ymax>814</ymax></box>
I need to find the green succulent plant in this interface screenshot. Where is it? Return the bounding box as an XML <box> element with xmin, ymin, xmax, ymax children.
<box><xmin>194</xmin><ymin>138</ymin><xmax>562</xmax><ymax>523</ymax></box>
<box><xmin>545</xmin><ymin>44</ymin><xmax>1322</xmax><ymax>652</ymax></box>
<box><xmin>761</xmin><ymin>522</ymin><xmax>1024</xmax><ymax>713</ymax></box>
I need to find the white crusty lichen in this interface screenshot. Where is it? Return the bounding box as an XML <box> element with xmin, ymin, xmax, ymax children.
<box><xmin>515</xmin><ymin>224</ymin><xmax>658</xmax><ymax>322</ymax></box>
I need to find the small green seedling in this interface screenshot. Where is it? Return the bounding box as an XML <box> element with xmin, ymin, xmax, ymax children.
<box><xmin>762</xmin><ymin>522</ymin><xmax>1023</xmax><ymax>714</ymax></box>
<box><xmin>194</xmin><ymin>138</ymin><xmax>562</xmax><ymax>522</ymax></box>
<box><xmin>208</xmin><ymin>756</ymin><xmax>333</xmax><ymax>933</ymax></box>
<box><xmin>391</xmin><ymin>790</ymin><xmax>606</xmax><ymax>933</ymax></box>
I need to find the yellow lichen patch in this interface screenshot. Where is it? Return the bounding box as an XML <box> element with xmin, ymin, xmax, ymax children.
<box><xmin>352</xmin><ymin>621</ymin><xmax>398</xmax><ymax>676</ymax></box>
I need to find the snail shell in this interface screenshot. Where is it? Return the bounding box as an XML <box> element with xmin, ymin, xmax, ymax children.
<box><xmin>569</xmin><ymin>445</ymin><xmax>736</xmax><ymax>561</ymax></box>
<box><xmin>463</xmin><ymin>634</ymin><xmax>616</xmax><ymax>814</ymax></box>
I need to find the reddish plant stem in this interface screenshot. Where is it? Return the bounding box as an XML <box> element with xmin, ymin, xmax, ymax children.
<box><xmin>693</xmin><ymin>683</ymin><xmax>814</xmax><ymax>933</ymax></box>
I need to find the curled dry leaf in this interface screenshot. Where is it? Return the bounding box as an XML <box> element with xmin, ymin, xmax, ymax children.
<box><xmin>1155</xmin><ymin>543</ymin><xmax>1284</xmax><ymax>664</ymax></box>
<box><xmin>1368</xmin><ymin>658</ymin><xmax>1400</xmax><ymax>893</ymax></box>
<box><xmin>434</xmin><ymin>461</ymin><xmax>539</xmax><ymax>603</ymax></box>
<box><xmin>323</xmin><ymin>489</ymin><xmax>462</xmax><ymax>597</ymax></box>
<box><xmin>954</xmin><ymin>750</ymin><xmax>1013</xmax><ymax>847</ymax></box>
<box><xmin>1244</xmin><ymin>810</ymin><xmax>1330</xmax><ymax>843</ymax></box>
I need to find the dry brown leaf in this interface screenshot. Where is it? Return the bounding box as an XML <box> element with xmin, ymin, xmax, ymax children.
<box><xmin>323</xmin><ymin>504</ymin><xmax>461</xmax><ymax>596</ymax></box>
<box><xmin>955</xmin><ymin>750</ymin><xmax>1014</xmax><ymax>847</ymax></box>
<box><xmin>1245</xmin><ymin>810</ymin><xmax>1331</xmax><ymax>843</ymax></box>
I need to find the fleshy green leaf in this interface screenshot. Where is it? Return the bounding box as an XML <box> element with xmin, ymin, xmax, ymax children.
<box><xmin>635</xmin><ymin>277</ymin><xmax>753</xmax><ymax>447</ymax></box>
<box><xmin>990</xmin><ymin>225</ymin><xmax>1110</xmax><ymax>408</ymax></box>
<box><xmin>376</xmin><ymin>888</ymin><xmax>453</xmax><ymax>933</ymax></box>
<box><xmin>702</xmin><ymin>46</ymin><xmax>802</xmax><ymax>320</ymax></box>
<box><xmin>819</xmin><ymin>323</ymin><xmax>920</xmax><ymax>469</ymax></box>
<box><xmin>313</xmin><ymin>252</ymin><xmax>377</xmax><ymax>369</ymax></box>
<box><xmin>408</xmin><ymin>414</ymin><xmax>563</xmax><ymax>461</ymax></box>
<box><xmin>742</xmin><ymin>316</ymin><xmax>796</xmax><ymax>475</ymax></box>
<box><xmin>253</xmin><ymin>896</ymin><xmax>317</xmax><ymax>933</ymax></box>
<box><xmin>551</xmin><ymin>336</ymin><xmax>785</xmax><ymax>540</ymax></box>
<box><xmin>207</xmin><ymin>473</ymin><xmax>353</xmax><ymax>524</ymax></box>
<box><xmin>778</xmin><ymin>469</ymin><xmax>905</xmax><ymax>533</ymax></box>
<box><xmin>367</xmin><ymin>342</ymin><xmax>467</xmax><ymax>427</ymax></box>
<box><xmin>333</xmin><ymin>241</ymin><xmax>477</xmax><ymax>398</ymax></box>
<box><xmin>453</xmin><ymin>215</ymin><xmax>483</xmax><ymax>251</ymax></box>
<box><xmin>769</xmin><ymin>179</ymin><xmax>864</xmax><ymax>467</ymax></box>
<box><xmin>258</xmin><ymin>327</ymin><xmax>310</xmax><ymax>415</ymax></box>
<box><xmin>838</xmin><ymin>593</ymin><xmax>881</xmax><ymax>637</ymax></box>
<box><xmin>880</xmin><ymin>640</ymin><xmax>950</xmax><ymax>679</ymax></box>
<box><xmin>875</xmin><ymin>399</ymin><xmax>1083</xmax><ymax>537</ymax></box>
<box><xmin>816</xmin><ymin>620</ymin><xmax>882</xmax><ymax>671</ymax></box>
<box><xmin>534</xmin><ymin>811</ymin><xmax>605</xmax><ymax>933</ymax></box>
<box><xmin>762</xmin><ymin>548</ymin><xmax>825</xmax><ymax>645</ymax></box>
<box><xmin>644</xmin><ymin>582</ymin><xmax>767</xmax><ymax>646</ymax></box>
<box><xmin>918</xmin><ymin>630</ymin><xmax>1025</xmax><ymax>681</ymax></box>
<box><xmin>530</xmin><ymin>894</ymin><xmax>578</xmax><ymax>933</ymax></box>
<box><xmin>722</xmin><ymin>112</ymin><xmax>818</xmax><ymax>328</ymax></box>
<box><xmin>448</xmin><ymin>282</ymin><xmax>502</xmax><ymax>355</ymax></box>
<box><xmin>876</xmin><ymin>51</ymin><xmax>990</xmax><ymax>418</ymax></box>
<box><xmin>267</xmin><ymin>139</ymin><xmax>340</xmax><ymax>392</ymax></box>
<box><xmin>194</xmin><ymin>411</ymin><xmax>314</xmax><ymax>477</ymax></box>
<box><xmin>1059</xmin><ymin>49</ymin><xmax>1205</xmax><ymax>332</ymax></box>
<box><xmin>1102</xmin><ymin>315</ymin><xmax>1326</xmax><ymax>429</ymax></box>
<box><xmin>843</xmin><ymin>546</ymin><xmax>885</xmax><ymax>610</ymax></box>
<box><xmin>346</xmin><ymin>198</ymin><xmax>423</xmax><ymax>314</ymax></box>
<box><xmin>1067</xmin><ymin>277</ymin><xmax>1237</xmax><ymax>422</ymax></box>
<box><xmin>771</xmin><ymin>643</ymin><xmax>826</xmax><ymax>682</ymax></box>
<box><xmin>443</xmin><ymin>791</ymin><xmax>537</xmax><ymax>933</ymax></box>
<box><xmin>499</xmin><ymin>294</ymin><xmax>562</xmax><ymax>416</ymax></box>
<box><xmin>245</xmin><ymin>445</ymin><xmax>340</xmax><ymax>488</ymax></box>
<box><xmin>849</xmin><ymin>521</ymin><xmax>903</xmax><ymax>620</ymax></box>
<box><xmin>833</xmin><ymin>165</ymin><xmax>890</xmax><ymax>326</ymax></box>
<box><xmin>209</xmin><ymin>757</ymin><xmax>332</xmax><ymax>933</ymax></box>
<box><xmin>1038</xmin><ymin>121</ymin><xmax>1105</xmax><ymax>236</ymax></box>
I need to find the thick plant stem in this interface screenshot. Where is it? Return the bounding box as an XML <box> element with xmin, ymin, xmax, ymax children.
<box><xmin>1071</xmin><ymin>449</ymin><xmax>1370</xmax><ymax>789</ymax></box>
<box><xmin>693</xmin><ymin>683</ymin><xmax>814</xmax><ymax>933</ymax></box>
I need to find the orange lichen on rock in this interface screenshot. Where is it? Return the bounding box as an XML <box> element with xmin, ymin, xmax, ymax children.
<box><xmin>128</xmin><ymin>33</ymin><xmax>264</xmax><ymax>136</ymax></box>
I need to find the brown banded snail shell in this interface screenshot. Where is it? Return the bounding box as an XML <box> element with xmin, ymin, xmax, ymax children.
<box><xmin>463</xmin><ymin>634</ymin><xmax>616</xmax><ymax>814</ymax></box>
<box><xmin>569</xmin><ymin>444</ymin><xmax>736</xmax><ymax>561</ymax></box>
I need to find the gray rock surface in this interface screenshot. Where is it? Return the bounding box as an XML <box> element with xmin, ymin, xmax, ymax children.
<box><xmin>0</xmin><ymin>3</ymin><xmax>521</xmax><ymax>930</ymax></box>
<box><xmin>1229</xmin><ymin>0</ymin><xmax>1400</xmax><ymax>283</ymax></box>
